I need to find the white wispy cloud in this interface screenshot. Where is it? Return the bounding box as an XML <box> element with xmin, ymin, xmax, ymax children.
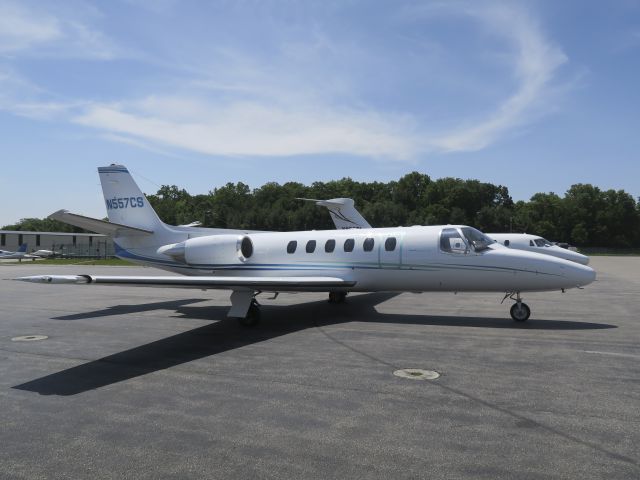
<box><xmin>0</xmin><ymin>1</ymin><xmax>120</xmax><ymax>59</ymax></box>
<box><xmin>0</xmin><ymin>67</ymin><xmax>82</xmax><ymax>120</ymax></box>
<box><xmin>0</xmin><ymin>1</ymin><xmax>568</xmax><ymax>161</ymax></box>
<box><xmin>425</xmin><ymin>2</ymin><xmax>567</xmax><ymax>152</ymax></box>
<box><xmin>0</xmin><ymin>2</ymin><xmax>61</xmax><ymax>53</ymax></box>
<box><xmin>74</xmin><ymin>97</ymin><xmax>421</xmax><ymax>159</ymax></box>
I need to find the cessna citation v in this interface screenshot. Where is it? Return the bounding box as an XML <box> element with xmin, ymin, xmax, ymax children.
<box><xmin>16</xmin><ymin>165</ymin><xmax>596</xmax><ymax>325</ymax></box>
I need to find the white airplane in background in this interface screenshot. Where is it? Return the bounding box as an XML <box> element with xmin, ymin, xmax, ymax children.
<box><xmin>0</xmin><ymin>244</ymin><xmax>37</xmax><ymax>261</ymax></box>
<box><xmin>31</xmin><ymin>249</ymin><xmax>56</xmax><ymax>257</ymax></box>
<box><xmin>306</xmin><ymin>198</ymin><xmax>590</xmax><ymax>265</ymax></box>
<box><xmin>489</xmin><ymin>234</ymin><xmax>589</xmax><ymax>265</ymax></box>
<box><xmin>16</xmin><ymin>165</ymin><xmax>595</xmax><ymax>325</ymax></box>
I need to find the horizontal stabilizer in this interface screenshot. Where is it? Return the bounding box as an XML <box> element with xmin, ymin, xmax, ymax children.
<box><xmin>49</xmin><ymin>210</ymin><xmax>153</xmax><ymax>236</ymax></box>
<box><xmin>15</xmin><ymin>274</ymin><xmax>356</xmax><ymax>292</ymax></box>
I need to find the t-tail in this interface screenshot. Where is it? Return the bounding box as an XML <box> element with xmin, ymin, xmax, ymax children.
<box><xmin>98</xmin><ymin>165</ymin><xmax>167</xmax><ymax>233</ymax></box>
<box><xmin>49</xmin><ymin>164</ymin><xmax>174</xmax><ymax>248</ymax></box>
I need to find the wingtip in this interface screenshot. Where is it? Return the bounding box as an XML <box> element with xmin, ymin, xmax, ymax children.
<box><xmin>48</xmin><ymin>209</ymin><xmax>70</xmax><ymax>219</ymax></box>
<box><xmin>13</xmin><ymin>275</ymin><xmax>88</xmax><ymax>284</ymax></box>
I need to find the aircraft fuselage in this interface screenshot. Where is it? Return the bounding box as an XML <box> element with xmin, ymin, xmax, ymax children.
<box><xmin>115</xmin><ymin>225</ymin><xmax>595</xmax><ymax>294</ymax></box>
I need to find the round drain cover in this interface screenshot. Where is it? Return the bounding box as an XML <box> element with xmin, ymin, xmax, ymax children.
<box><xmin>11</xmin><ymin>335</ymin><xmax>48</xmax><ymax>342</ymax></box>
<box><xmin>393</xmin><ymin>368</ymin><xmax>440</xmax><ymax>380</ymax></box>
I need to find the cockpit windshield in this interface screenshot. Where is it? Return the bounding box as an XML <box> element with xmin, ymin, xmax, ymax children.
<box><xmin>460</xmin><ymin>227</ymin><xmax>495</xmax><ymax>252</ymax></box>
<box><xmin>440</xmin><ymin>227</ymin><xmax>495</xmax><ymax>254</ymax></box>
<box><xmin>533</xmin><ymin>238</ymin><xmax>552</xmax><ymax>247</ymax></box>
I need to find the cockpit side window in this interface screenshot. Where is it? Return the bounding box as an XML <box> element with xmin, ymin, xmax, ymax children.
<box><xmin>440</xmin><ymin>228</ymin><xmax>468</xmax><ymax>254</ymax></box>
<box><xmin>534</xmin><ymin>238</ymin><xmax>552</xmax><ymax>247</ymax></box>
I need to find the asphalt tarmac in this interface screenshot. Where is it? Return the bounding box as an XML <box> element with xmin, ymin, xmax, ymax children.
<box><xmin>1</xmin><ymin>257</ymin><xmax>638</xmax><ymax>479</ymax></box>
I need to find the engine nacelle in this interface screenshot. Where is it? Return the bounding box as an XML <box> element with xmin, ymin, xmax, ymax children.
<box><xmin>157</xmin><ymin>234</ymin><xmax>253</xmax><ymax>265</ymax></box>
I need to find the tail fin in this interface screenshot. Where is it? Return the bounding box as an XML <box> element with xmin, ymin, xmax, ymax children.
<box><xmin>298</xmin><ymin>198</ymin><xmax>372</xmax><ymax>229</ymax></box>
<box><xmin>98</xmin><ymin>165</ymin><xmax>165</xmax><ymax>232</ymax></box>
<box><xmin>17</xmin><ymin>243</ymin><xmax>27</xmax><ymax>253</ymax></box>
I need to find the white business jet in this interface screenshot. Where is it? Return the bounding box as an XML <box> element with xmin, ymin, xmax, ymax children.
<box><xmin>16</xmin><ymin>165</ymin><xmax>595</xmax><ymax>324</ymax></box>
<box><xmin>488</xmin><ymin>234</ymin><xmax>589</xmax><ymax>265</ymax></box>
<box><xmin>304</xmin><ymin>198</ymin><xmax>590</xmax><ymax>265</ymax></box>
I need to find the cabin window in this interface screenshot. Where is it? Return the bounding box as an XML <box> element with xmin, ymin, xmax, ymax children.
<box><xmin>306</xmin><ymin>240</ymin><xmax>316</xmax><ymax>253</ymax></box>
<box><xmin>287</xmin><ymin>240</ymin><xmax>297</xmax><ymax>254</ymax></box>
<box><xmin>325</xmin><ymin>239</ymin><xmax>336</xmax><ymax>253</ymax></box>
<box><xmin>530</xmin><ymin>240</ymin><xmax>535</xmax><ymax>247</ymax></box>
<box><xmin>344</xmin><ymin>238</ymin><xmax>355</xmax><ymax>252</ymax></box>
<box><xmin>504</xmin><ymin>239</ymin><xmax>510</xmax><ymax>247</ymax></box>
<box><xmin>440</xmin><ymin>228</ymin><xmax>468</xmax><ymax>254</ymax></box>
<box><xmin>385</xmin><ymin>237</ymin><xmax>397</xmax><ymax>251</ymax></box>
<box><xmin>363</xmin><ymin>238</ymin><xmax>375</xmax><ymax>252</ymax></box>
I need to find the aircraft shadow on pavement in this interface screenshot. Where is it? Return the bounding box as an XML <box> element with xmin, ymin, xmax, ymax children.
<box><xmin>52</xmin><ymin>298</ymin><xmax>210</xmax><ymax>320</ymax></box>
<box><xmin>13</xmin><ymin>293</ymin><xmax>615</xmax><ymax>396</ymax></box>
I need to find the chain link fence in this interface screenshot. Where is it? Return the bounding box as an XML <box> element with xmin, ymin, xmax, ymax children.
<box><xmin>50</xmin><ymin>240</ymin><xmax>116</xmax><ymax>259</ymax></box>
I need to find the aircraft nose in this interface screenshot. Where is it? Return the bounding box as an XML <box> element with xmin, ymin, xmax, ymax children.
<box><xmin>567</xmin><ymin>250</ymin><xmax>590</xmax><ymax>265</ymax></box>
<box><xmin>565</xmin><ymin>262</ymin><xmax>596</xmax><ymax>287</ymax></box>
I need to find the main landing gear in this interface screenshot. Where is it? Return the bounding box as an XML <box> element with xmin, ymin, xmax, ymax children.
<box><xmin>502</xmin><ymin>292</ymin><xmax>531</xmax><ymax>322</ymax></box>
<box><xmin>238</xmin><ymin>299</ymin><xmax>261</xmax><ymax>327</ymax></box>
<box><xmin>228</xmin><ymin>290</ymin><xmax>261</xmax><ymax>327</ymax></box>
<box><xmin>328</xmin><ymin>291</ymin><xmax>347</xmax><ymax>304</ymax></box>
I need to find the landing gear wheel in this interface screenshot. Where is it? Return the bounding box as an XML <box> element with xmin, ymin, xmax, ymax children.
<box><xmin>328</xmin><ymin>291</ymin><xmax>347</xmax><ymax>304</ymax></box>
<box><xmin>510</xmin><ymin>302</ymin><xmax>531</xmax><ymax>322</ymax></box>
<box><xmin>238</xmin><ymin>300</ymin><xmax>261</xmax><ymax>327</ymax></box>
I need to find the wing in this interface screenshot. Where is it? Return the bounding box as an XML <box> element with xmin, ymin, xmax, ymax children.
<box><xmin>15</xmin><ymin>274</ymin><xmax>356</xmax><ymax>292</ymax></box>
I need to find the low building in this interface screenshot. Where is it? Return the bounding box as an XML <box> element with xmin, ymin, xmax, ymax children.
<box><xmin>0</xmin><ymin>230</ymin><xmax>115</xmax><ymax>258</ymax></box>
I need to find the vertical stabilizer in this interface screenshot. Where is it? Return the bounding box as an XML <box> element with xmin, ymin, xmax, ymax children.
<box><xmin>17</xmin><ymin>244</ymin><xmax>27</xmax><ymax>253</ymax></box>
<box><xmin>298</xmin><ymin>198</ymin><xmax>372</xmax><ymax>229</ymax></box>
<box><xmin>98</xmin><ymin>165</ymin><xmax>164</xmax><ymax>232</ymax></box>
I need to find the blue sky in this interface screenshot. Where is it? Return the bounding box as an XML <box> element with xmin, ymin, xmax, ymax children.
<box><xmin>1</xmin><ymin>0</ymin><xmax>639</xmax><ymax>226</ymax></box>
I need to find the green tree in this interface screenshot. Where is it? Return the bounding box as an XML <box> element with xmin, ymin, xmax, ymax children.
<box><xmin>5</xmin><ymin>173</ymin><xmax>640</xmax><ymax>249</ymax></box>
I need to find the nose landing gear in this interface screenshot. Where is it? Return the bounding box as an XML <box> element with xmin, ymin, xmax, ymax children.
<box><xmin>502</xmin><ymin>292</ymin><xmax>531</xmax><ymax>322</ymax></box>
<box><xmin>510</xmin><ymin>301</ymin><xmax>531</xmax><ymax>322</ymax></box>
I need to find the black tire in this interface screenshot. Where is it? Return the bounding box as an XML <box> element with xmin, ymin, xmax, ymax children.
<box><xmin>328</xmin><ymin>291</ymin><xmax>347</xmax><ymax>304</ymax></box>
<box><xmin>510</xmin><ymin>302</ymin><xmax>531</xmax><ymax>322</ymax></box>
<box><xmin>238</xmin><ymin>302</ymin><xmax>261</xmax><ymax>327</ymax></box>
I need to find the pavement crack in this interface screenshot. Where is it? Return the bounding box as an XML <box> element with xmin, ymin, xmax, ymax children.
<box><xmin>313</xmin><ymin>321</ymin><xmax>399</xmax><ymax>370</ymax></box>
<box><xmin>313</xmin><ymin>320</ymin><xmax>640</xmax><ymax>471</ymax></box>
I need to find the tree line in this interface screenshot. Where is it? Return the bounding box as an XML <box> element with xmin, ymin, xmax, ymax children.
<box><xmin>4</xmin><ymin>172</ymin><xmax>639</xmax><ymax>248</ymax></box>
